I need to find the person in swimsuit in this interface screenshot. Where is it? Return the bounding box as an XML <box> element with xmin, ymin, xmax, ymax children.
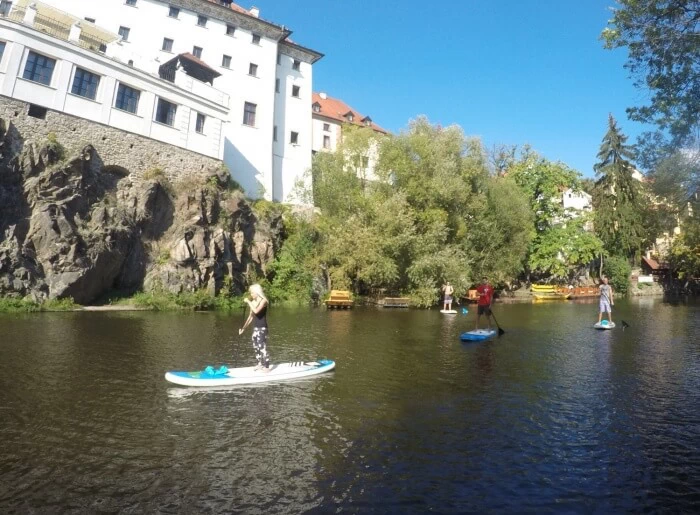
<box><xmin>598</xmin><ymin>277</ymin><xmax>614</xmax><ymax>324</ymax></box>
<box><xmin>239</xmin><ymin>284</ymin><xmax>271</xmax><ymax>372</ymax></box>
<box><xmin>442</xmin><ymin>281</ymin><xmax>454</xmax><ymax>311</ymax></box>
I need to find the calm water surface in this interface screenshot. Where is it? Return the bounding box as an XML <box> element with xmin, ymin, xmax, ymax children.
<box><xmin>1</xmin><ymin>298</ymin><xmax>699</xmax><ymax>513</ymax></box>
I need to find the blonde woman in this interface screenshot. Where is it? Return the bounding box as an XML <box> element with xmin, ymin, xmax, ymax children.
<box><xmin>238</xmin><ymin>284</ymin><xmax>271</xmax><ymax>372</ymax></box>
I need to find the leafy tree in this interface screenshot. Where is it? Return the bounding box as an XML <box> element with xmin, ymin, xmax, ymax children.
<box><xmin>508</xmin><ymin>147</ymin><xmax>601</xmax><ymax>280</ymax></box>
<box><xmin>592</xmin><ymin>115</ymin><xmax>645</xmax><ymax>260</ymax></box>
<box><xmin>602</xmin><ymin>0</ymin><xmax>700</xmax><ymax>146</ymax></box>
<box><xmin>669</xmin><ymin>218</ymin><xmax>700</xmax><ymax>280</ymax></box>
<box><xmin>602</xmin><ymin>255</ymin><xmax>632</xmax><ymax>294</ymax></box>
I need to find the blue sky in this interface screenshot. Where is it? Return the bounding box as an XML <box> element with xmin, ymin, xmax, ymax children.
<box><xmin>257</xmin><ymin>0</ymin><xmax>651</xmax><ymax>177</ymax></box>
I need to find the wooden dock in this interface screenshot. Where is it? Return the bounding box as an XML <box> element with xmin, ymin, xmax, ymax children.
<box><xmin>379</xmin><ymin>297</ymin><xmax>410</xmax><ymax>308</ymax></box>
<box><xmin>324</xmin><ymin>290</ymin><xmax>354</xmax><ymax>309</ymax></box>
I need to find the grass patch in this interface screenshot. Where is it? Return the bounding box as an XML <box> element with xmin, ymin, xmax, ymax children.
<box><xmin>0</xmin><ymin>297</ymin><xmax>77</xmax><ymax>313</ymax></box>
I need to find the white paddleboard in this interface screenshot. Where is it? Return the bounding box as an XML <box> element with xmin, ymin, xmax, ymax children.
<box><xmin>165</xmin><ymin>359</ymin><xmax>335</xmax><ymax>386</ymax></box>
<box><xmin>440</xmin><ymin>309</ymin><xmax>458</xmax><ymax>314</ymax></box>
<box><xmin>594</xmin><ymin>321</ymin><xmax>616</xmax><ymax>330</ymax></box>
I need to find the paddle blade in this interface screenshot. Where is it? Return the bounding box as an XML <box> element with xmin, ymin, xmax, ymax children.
<box><xmin>498</xmin><ymin>327</ymin><xmax>505</xmax><ymax>336</ymax></box>
<box><xmin>621</xmin><ymin>320</ymin><xmax>630</xmax><ymax>330</ymax></box>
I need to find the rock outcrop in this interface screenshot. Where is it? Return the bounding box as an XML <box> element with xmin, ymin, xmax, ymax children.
<box><xmin>0</xmin><ymin>118</ymin><xmax>282</xmax><ymax>304</ymax></box>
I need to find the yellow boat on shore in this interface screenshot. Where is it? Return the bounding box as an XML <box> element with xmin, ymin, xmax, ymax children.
<box><xmin>531</xmin><ymin>284</ymin><xmax>571</xmax><ymax>300</ymax></box>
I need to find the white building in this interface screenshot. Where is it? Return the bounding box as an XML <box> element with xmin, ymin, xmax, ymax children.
<box><xmin>1</xmin><ymin>0</ymin><xmax>322</xmax><ymax>202</ymax></box>
<box><xmin>311</xmin><ymin>91</ymin><xmax>387</xmax><ymax>183</ymax></box>
<box><xmin>562</xmin><ymin>188</ymin><xmax>591</xmax><ymax>212</ymax></box>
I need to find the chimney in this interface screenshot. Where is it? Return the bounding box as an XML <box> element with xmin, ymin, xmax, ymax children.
<box><xmin>319</xmin><ymin>92</ymin><xmax>327</xmax><ymax>99</ymax></box>
<box><xmin>250</xmin><ymin>6</ymin><xmax>259</xmax><ymax>17</ymax></box>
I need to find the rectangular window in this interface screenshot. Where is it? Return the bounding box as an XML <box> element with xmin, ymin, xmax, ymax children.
<box><xmin>0</xmin><ymin>42</ymin><xmax>5</xmax><ymax>63</ymax></box>
<box><xmin>221</xmin><ymin>55</ymin><xmax>231</xmax><ymax>68</ymax></box>
<box><xmin>323</xmin><ymin>123</ymin><xmax>330</xmax><ymax>131</ymax></box>
<box><xmin>85</xmin><ymin>17</ymin><xmax>95</xmax><ymax>23</ymax></box>
<box><xmin>243</xmin><ymin>102</ymin><xmax>256</xmax><ymax>126</ymax></box>
<box><xmin>71</xmin><ymin>68</ymin><xmax>100</xmax><ymax>100</ymax></box>
<box><xmin>28</xmin><ymin>104</ymin><xmax>47</xmax><ymax>119</ymax></box>
<box><xmin>0</xmin><ymin>1</ymin><xmax>12</xmax><ymax>16</ymax></box>
<box><xmin>226</xmin><ymin>24</ymin><xmax>235</xmax><ymax>36</ymax></box>
<box><xmin>273</xmin><ymin>125</ymin><xmax>277</xmax><ymax>142</ymax></box>
<box><xmin>248</xmin><ymin>63</ymin><xmax>257</xmax><ymax>77</ymax></box>
<box><xmin>22</xmin><ymin>51</ymin><xmax>56</xmax><ymax>86</ymax></box>
<box><xmin>115</xmin><ymin>83</ymin><xmax>140</xmax><ymax>113</ymax></box>
<box><xmin>197</xmin><ymin>15</ymin><xmax>207</xmax><ymax>27</ymax></box>
<box><xmin>192</xmin><ymin>46</ymin><xmax>202</xmax><ymax>59</ymax></box>
<box><xmin>292</xmin><ymin>59</ymin><xmax>300</xmax><ymax>71</ymax></box>
<box><xmin>168</xmin><ymin>6</ymin><xmax>179</xmax><ymax>18</ymax></box>
<box><xmin>195</xmin><ymin>112</ymin><xmax>205</xmax><ymax>134</ymax></box>
<box><xmin>275</xmin><ymin>78</ymin><xmax>279</xmax><ymax>93</ymax></box>
<box><xmin>323</xmin><ymin>135</ymin><xmax>330</xmax><ymax>149</ymax></box>
<box><xmin>125</xmin><ymin>0</ymin><xmax>137</xmax><ymax>6</ymax></box>
<box><xmin>155</xmin><ymin>98</ymin><xmax>177</xmax><ymax>126</ymax></box>
<box><xmin>276</xmin><ymin>53</ymin><xmax>281</xmax><ymax>65</ymax></box>
<box><xmin>290</xmin><ymin>131</ymin><xmax>299</xmax><ymax>145</ymax></box>
<box><xmin>118</xmin><ymin>26</ymin><xmax>130</xmax><ymax>41</ymax></box>
<box><xmin>162</xmin><ymin>38</ymin><xmax>173</xmax><ymax>52</ymax></box>
<box><xmin>251</xmin><ymin>34</ymin><xmax>260</xmax><ymax>45</ymax></box>
<box><xmin>291</xmin><ymin>85</ymin><xmax>300</xmax><ymax>98</ymax></box>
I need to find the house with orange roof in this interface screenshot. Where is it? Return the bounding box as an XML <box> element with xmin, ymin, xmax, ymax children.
<box><xmin>311</xmin><ymin>91</ymin><xmax>387</xmax><ymax>182</ymax></box>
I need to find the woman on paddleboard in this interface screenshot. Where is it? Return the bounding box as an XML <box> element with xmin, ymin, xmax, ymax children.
<box><xmin>239</xmin><ymin>284</ymin><xmax>271</xmax><ymax>372</ymax></box>
<box><xmin>597</xmin><ymin>277</ymin><xmax>614</xmax><ymax>325</ymax></box>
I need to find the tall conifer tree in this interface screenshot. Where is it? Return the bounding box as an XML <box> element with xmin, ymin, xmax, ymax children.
<box><xmin>592</xmin><ymin>115</ymin><xmax>644</xmax><ymax>261</ymax></box>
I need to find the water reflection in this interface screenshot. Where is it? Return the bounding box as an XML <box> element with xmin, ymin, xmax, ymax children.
<box><xmin>1</xmin><ymin>300</ymin><xmax>699</xmax><ymax>512</ymax></box>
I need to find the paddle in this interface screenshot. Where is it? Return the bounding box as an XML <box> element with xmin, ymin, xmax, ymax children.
<box><xmin>621</xmin><ymin>320</ymin><xmax>630</xmax><ymax>330</ymax></box>
<box><xmin>490</xmin><ymin>309</ymin><xmax>506</xmax><ymax>336</ymax></box>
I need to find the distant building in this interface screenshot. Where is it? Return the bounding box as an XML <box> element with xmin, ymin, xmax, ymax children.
<box><xmin>311</xmin><ymin>91</ymin><xmax>387</xmax><ymax>183</ymax></box>
<box><xmin>0</xmin><ymin>0</ymin><xmax>323</xmax><ymax>202</ymax></box>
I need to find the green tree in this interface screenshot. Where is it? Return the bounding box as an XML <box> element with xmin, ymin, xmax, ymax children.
<box><xmin>592</xmin><ymin>115</ymin><xmax>645</xmax><ymax>260</ymax></box>
<box><xmin>602</xmin><ymin>0</ymin><xmax>700</xmax><ymax>146</ymax></box>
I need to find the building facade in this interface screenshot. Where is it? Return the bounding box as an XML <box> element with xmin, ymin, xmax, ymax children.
<box><xmin>311</xmin><ymin>91</ymin><xmax>387</xmax><ymax>183</ymax></box>
<box><xmin>0</xmin><ymin>0</ymin><xmax>322</xmax><ymax>202</ymax></box>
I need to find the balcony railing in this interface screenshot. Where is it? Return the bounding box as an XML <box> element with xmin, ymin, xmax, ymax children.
<box><xmin>33</xmin><ymin>12</ymin><xmax>70</xmax><ymax>41</ymax></box>
<box><xmin>78</xmin><ymin>31</ymin><xmax>108</xmax><ymax>53</ymax></box>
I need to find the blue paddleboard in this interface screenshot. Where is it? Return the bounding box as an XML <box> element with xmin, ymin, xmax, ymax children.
<box><xmin>460</xmin><ymin>329</ymin><xmax>497</xmax><ymax>342</ymax></box>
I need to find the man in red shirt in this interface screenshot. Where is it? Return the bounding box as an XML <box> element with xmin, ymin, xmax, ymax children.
<box><xmin>475</xmin><ymin>277</ymin><xmax>494</xmax><ymax>330</ymax></box>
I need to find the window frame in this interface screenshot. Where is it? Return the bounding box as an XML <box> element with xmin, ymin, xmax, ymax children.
<box><xmin>251</xmin><ymin>33</ymin><xmax>261</xmax><ymax>45</ymax></box>
<box><xmin>192</xmin><ymin>46</ymin><xmax>203</xmax><ymax>59</ymax></box>
<box><xmin>248</xmin><ymin>62</ymin><xmax>258</xmax><ymax>77</ymax></box>
<box><xmin>162</xmin><ymin>37</ymin><xmax>173</xmax><ymax>52</ymax></box>
<box><xmin>154</xmin><ymin>97</ymin><xmax>178</xmax><ymax>127</ymax></box>
<box><xmin>22</xmin><ymin>51</ymin><xmax>56</xmax><ymax>86</ymax></box>
<box><xmin>168</xmin><ymin>6</ymin><xmax>179</xmax><ymax>18</ymax></box>
<box><xmin>221</xmin><ymin>54</ymin><xmax>231</xmax><ymax>69</ymax></box>
<box><xmin>323</xmin><ymin>123</ymin><xmax>330</xmax><ymax>131</ymax></box>
<box><xmin>0</xmin><ymin>41</ymin><xmax>6</xmax><ymax>64</ymax></box>
<box><xmin>197</xmin><ymin>15</ymin><xmax>207</xmax><ymax>27</ymax></box>
<box><xmin>292</xmin><ymin>59</ymin><xmax>300</xmax><ymax>71</ymax></box>
<box><xmin>323</xmin><ymin>135</ymin><xmax>331</xmax><ymax>149</ymax></box>
<box><xmin>118</xmin><ymin>26</ymin><xmax>130</xmax><ymax>41</ymax></box>
<box><xmin>195</xmin><ymin>112</ymin><xmax>206</xmax><ymax>134</ymax></box>
<box><xmin>290</xmin><ymin>131</ymin><xmax>299</xmax><ymax>145</ymax></box>
<box><xmin>291</xmin><ymin>85</ymin><xmax>300</xmax><ymax>98</ymax></box>
<box><xmin>114</xmin><ymin>83</ymin><xmax>141</xmax><ymax>114</ymax></box>
<box><xmin>0</xmin><ymin>1</ymin><xmax>12</xmax><ymax>16</ymax></box>
<box><xmin>125</xmin><ymin>0</ymin><xmax>137</xmax><ymax>6</ymax></box>
<box><xmin>243</xmin><ymin>102</ymin><xmax>256</xmax><ymax>127</ymax></box>
<box><xmin>71</xmin><ymin>67</ymin><xmax>100</xmax><ymax>100</ymax></box>
<box><xmin>226</xmin><ymin>24</ymin><xmax>235</xmax><ymax>36</ymax></box>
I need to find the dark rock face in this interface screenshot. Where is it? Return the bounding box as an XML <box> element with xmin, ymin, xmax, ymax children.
<box><xmin>0</xmin><ymin>119</ymin><xmax>281</xmax><ymax>304</ymax></box>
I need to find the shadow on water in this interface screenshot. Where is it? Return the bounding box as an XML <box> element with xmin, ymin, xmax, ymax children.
<box><xmin>1</xmin><ymin>298</ymin><xmax>699</xmax><ymax>512</ymax></box>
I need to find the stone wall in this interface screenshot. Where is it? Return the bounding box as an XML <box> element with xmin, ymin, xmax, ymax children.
<box><xmin>0</xmin><ymin>95</ymin><xmax>222</xmax><ymax>183</ymax></box>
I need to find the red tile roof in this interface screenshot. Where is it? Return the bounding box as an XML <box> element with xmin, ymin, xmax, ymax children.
<box><xmin>176</xmin><ymin>52</ymin><xmax>221</xmax><ymax>77</ymax></box>
<box><xmin>312</xmin><ymin>93</ymin><xmax>387</xmax><ymax>134</ymax></box>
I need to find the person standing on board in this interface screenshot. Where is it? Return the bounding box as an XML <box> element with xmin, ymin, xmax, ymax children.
<box><xmin>597</xmin><ymin>277</ymin><xmax>614</xmax><ymax>324</ymax></box>
<box><xmin>239</xmin><ymin>284</ymin><xmax>271</xmax><ymax>372</ymax></box>
<box><xmin>475</xmin><ymin>277</ymin><xmax>494</xmax><ymax>330</ymax></box>
<box><xmin>442</xmin><ymin>281</ymin><xmax>455</xmax><ymax>311</ymax></box>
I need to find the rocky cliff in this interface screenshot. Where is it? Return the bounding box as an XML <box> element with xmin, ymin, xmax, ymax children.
<box><xmin>0</xmin><ymin>118</ymin><xmax>282</xmax><ymax>304</ymax></box>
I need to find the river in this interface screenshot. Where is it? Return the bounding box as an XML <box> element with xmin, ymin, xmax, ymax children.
<box><xmin>1</xmin><ymin>297</ymin><xmax>699</xmax><ymax>513</ymax></box>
